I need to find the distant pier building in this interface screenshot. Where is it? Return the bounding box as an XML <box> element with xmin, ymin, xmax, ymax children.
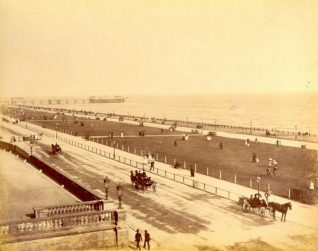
<box><xmin>3</xmin><ymin>96</ymin><xmax>125</xmax><ymax>105</ymax></box>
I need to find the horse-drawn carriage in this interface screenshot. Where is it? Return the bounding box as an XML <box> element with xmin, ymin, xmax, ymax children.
<box><xmin>239</xmin><ymin>193</ymin><xmax>273</xmax><ymax>217</ymax></box>
<box><xmin>130</xmin><ymin>171</ymin><xmax>154</xmax><ymax>191</ymax></box>
<box><xmin>238</xmin><ymin>193</ymin><xmax>292</xmax><ymax>221</ymax></box>
<box><xmin>51</xmin><ymin>143</ymin><xmax>62</xmax><ymax>154</ymax></box>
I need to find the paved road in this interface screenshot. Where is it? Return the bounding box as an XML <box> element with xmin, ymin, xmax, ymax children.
<box><xmin>1</xmin><ymin>121</ymin><xmax>318</xmax><ymax>250</ymax></box>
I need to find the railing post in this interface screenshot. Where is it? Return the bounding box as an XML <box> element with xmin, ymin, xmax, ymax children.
<box><xmin>141</xmin><ymin>149</ymin><xmax>143</xmax><ymax>156</ymax></box>
<box><xmin>121</xmin><ymin>145</ymin><xmax>124</xmax><ymax>150</ymax></box>
<box><xmin>164</xmin><ymin>155</ymin><xmax>167</xmax><ymax>163</ymax></box>
<box><xmin>195</xmin><ymin>164</ymin><xmax>197</xmax><ymax>173</ymax></box>
<box><xmin>206</xmin><ymin>167</ymin><xmax>209</xmax><ymax>176</ymax></box>
<box><xmin>234</xmin><ymin>174</ymin><xmax>237</xmax><ymax>183</ymax></box>
<box><xmin>288</xmin><ymin>188</ymin><xmax>291</xmax><ymax>199</ymax></box>
<box><xmin>184</xmin><ymin>161</ymin><xmax>186</xmax><ymax>169</ymax></box>
<box><xmin>128</xmin><ymin>146</ymin><xmax>129</xmax><ymax>152</ymax></box>
<box><xmin>250</xmin><ymin>178</ymin><xmax>252</xmax><ymax>188</ymax></box>
<box><xmin>156</xmin><ymin>153</ymin><xmax>158</xmax><ymax>160</ymax></box>
<box><xmin>134</xmin><ymin>148</ymin><xmax>136</xmax><ymax>154</ymax></box>
<box><xmin>219</xmin><ymin>170</ymin><xmax>222</xmax><ymax>179</ymax></box>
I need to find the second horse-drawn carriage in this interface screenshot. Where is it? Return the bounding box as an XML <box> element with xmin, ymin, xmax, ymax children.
<box><xmin>239</xmin><ymin>193</ymin><xmax>273</xmax><ymax>217</ymax></box>
<box><xmin>239</xmin><ymin>193</ymin><xmax>292</xmax><ymax>221</ymax></box>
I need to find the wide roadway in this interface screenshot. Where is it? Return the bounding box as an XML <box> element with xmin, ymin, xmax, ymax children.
<box><xmin>1</xmin><ymin>122</ymin><xmax>318</xmax><ymax>250</ymax></box>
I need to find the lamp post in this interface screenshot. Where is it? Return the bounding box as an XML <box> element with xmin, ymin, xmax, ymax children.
<box><xmin>112</xmin><ymin>142</ymin><xmax>116</xmax><ymax>159</ymax></box>
<box><xmin>55</xmin><ymin>123</ymin><xmax>58</xmax><ymax>139</ymax></box>
<box><xmin>103</xmin><ymin>176</ymin><xmax>109</xmax><ymax>200</ymax></box>
<box><xmin>256</xmin><ymin>176</ymin><xmax>261</xmax><ymax>194</ymax></box>
<box><xmin>117</xmin><ymin>183</ymin><xmax>122</xmax><ymax>209</ymax></box>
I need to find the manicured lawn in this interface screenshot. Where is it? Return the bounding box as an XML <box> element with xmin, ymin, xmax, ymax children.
<box><xmin>106</xmin><ymin>134</ymin><xmax>317</xmax><ymax>198</ymax></box>
<box><xmin>4</xmin><ymin>107</ymin><xmax>185</xmax><ymax>137</ymax></box>
<box><xmin>4</xmin><ymin>106</ymin><xmax>318</xmax><ymax>200</ymax></box>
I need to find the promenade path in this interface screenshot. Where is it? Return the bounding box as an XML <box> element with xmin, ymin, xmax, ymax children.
<box><xmin>1</xmin><ymin>120</ymin><xmax>318</xmax><ymax>250</ymax></box>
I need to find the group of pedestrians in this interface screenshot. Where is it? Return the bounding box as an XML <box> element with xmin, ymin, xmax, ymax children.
<box><xmin>267</xmin><ymin>158</ymin><xmax>278</xmax><ymax>177</ymax></box>
<box><xmin>143</xmin><ymin>153</ymin><xmax>155</xmax><ymax>172</ymax></box>
<box><xmin>135</xmin><ymin>229</ymin><xmax>151</xmax><ymax>250</ymax></box>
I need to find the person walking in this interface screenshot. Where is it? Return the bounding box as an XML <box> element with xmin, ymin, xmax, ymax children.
<box><xmin>268</xmin><ymin>158</ymin><xmax>272</xmax><ymax>169</ymax></box>
<box><xmin>143</xmin><ymin>230</ymin><xmax>151</xmax><ymax>250</ymax></box>
<box><xmin>152</xmin><ymin>181</ymin><xmax>157</xmax><ymax>193</ymax></box>
<box><xmin>150</xmin><ymin>160</ymin><xmax>155</xmax><ymax>171</ymax></box>
<box><xmin>273</xmin><ymin>163</ymin><xmax>278</xmax><ymax>178</ymax></box>
<box><xmin>135</xmin><ymin>229</ymin><xmax>142</xmax><ymax>250</ymax></box>
<box><xmin>113</xmin><ymin>210</ymin><xmax>118</xmax><ymax>226</ymax></box>
<box><xmin>143</xmin><ymin>156</ymin><xmax>148</xmax><ymax>168</ymax></box>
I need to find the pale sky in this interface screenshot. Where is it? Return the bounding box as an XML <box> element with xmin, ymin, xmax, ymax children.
<box><xmin>0</xmin><ymin>0</ymin><xmax>317</xmax><ymax>97</ymax></box>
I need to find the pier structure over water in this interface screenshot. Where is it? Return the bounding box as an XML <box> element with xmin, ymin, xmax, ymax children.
<box><xmin>0</xmin><ymin>96</ymin><xmax>125</xmax><ymax>105</ymax></box>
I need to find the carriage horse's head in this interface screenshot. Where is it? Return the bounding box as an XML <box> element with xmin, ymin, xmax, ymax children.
<box><xmin>288</xmin><ymin>202</ymin><xmax>292</xmax><ymax>210</ymax></box>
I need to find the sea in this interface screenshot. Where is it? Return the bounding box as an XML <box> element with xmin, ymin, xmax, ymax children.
<box><xmin>48</xmin><ymin>92</ymin><xmax>318</xmax><ymax>134</ymax></box>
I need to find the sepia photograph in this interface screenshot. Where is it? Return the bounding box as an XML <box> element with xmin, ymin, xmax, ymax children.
<box><xmin>0</xmin><ymin>1</ymin><xmax>317</xmax><ymax>250</ymax></box>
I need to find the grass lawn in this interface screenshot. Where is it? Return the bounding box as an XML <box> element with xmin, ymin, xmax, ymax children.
<box><xmin>3</xmin><ymin>107</ymin><xmax>185</xmax><ymax>137</ymax></box>
<box><xmin>3</xmin><ymin>106</ymin><xmax>318</xmax><ymax>200</ymax></box>
<box><xmin>103</xmin><ymin>134</ymin><xmax>317</xmax><ymax>199</ymax></box>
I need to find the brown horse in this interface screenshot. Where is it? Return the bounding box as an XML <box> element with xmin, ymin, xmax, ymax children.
<box><xmin>268</xmin><ymin>202</ymin><xmax>292</xmax><ymax>221</ymax></box>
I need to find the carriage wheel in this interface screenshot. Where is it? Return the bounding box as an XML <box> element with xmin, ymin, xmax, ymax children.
<box><xmin>242</xmin><ymin>204</ymin><xmax>250</xmax><ymax>213</ymax></box>
<box><xmin>259</xmin><ymin>208</ymin><xmax>266</xmax><ymax>217</ymax></box>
